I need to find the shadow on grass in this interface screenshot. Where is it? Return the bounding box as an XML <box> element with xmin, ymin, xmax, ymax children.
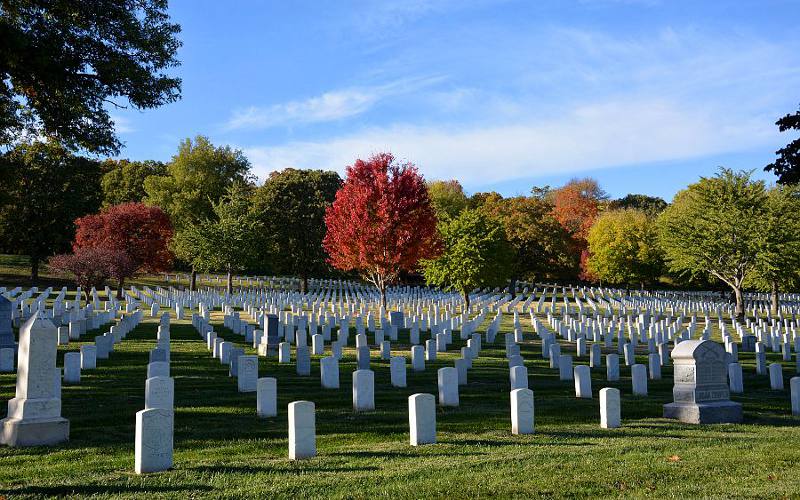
<box><xmin>2</xmin><ymin>483</ymin><xmax>214</xmax><ymax>496</ymax></box>
<box><xmin>189</xmin><ymin>464</ymin><xmax>380</xmax><ymax>474</ymax></box>
<box><xmin>327</xmin><ymin>449</ymin><xmax>488</xmax><ymax>458</ymax></box>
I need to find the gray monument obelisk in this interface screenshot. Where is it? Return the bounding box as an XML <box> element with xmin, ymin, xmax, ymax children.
<box><xmin>663</xmin><ymin>339</ymin><xmax>742</xmax><ymax>424</ymax></box>
<box><xmin>0</xmin><ymin>313</ymin><xmax>70</xmax><ymax>446</ymax></box>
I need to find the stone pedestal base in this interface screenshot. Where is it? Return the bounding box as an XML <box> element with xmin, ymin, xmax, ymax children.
<box><xmin>663</xmin><ymin>401</ymin><xmax>742</xmax><ymax>424</ymax></box>
<box><xmin>0</xmin><ymin>417</ymin><xmax>70</xmax><ymax>446</ymax></box>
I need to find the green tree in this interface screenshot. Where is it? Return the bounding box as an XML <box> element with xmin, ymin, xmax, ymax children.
<box><xmin>174</xmin><ymin>183</ymin><xmax>259</xmax><ymax>294</ymax></box>
<box><xmin>101</xmin><ymin>159</ymin><xmax>167</xmax><ymax>207</ymax></box>
<box><xmin>0</xmin><ymin>0</ymin><xmax>181</xmax><ymax>154</ymax></box>
<box><xmin>0</xmin><ymin>141</ymin><xmax>102</xmax><ymax>279</ymax></box>
<box><xmin>657</xmin><ymin>169</ymin><xmax>767</xmax><ymax>319</ymax></box>
<box><xmin>251</xmin><ymin>169</ymin><xmax>341</xmax><ymax>292</ymax></box>
<box><xmin>747</xmin><ymin>184</ymin><xmax>800</xmax><ymax>314</ymax></box>
<box><xmin>421</xmin><ymin>208</ymin><xmax>513</xmax><ymax>308</ymax></box>
<box><xmin>765</xmin><ymin>105</ymin><xmax>800</xmax><ymax>185</ymax></box>
<box><xmin>587</xmin><ymin>209</ymin><xmax>663</xmax><ymax>288</ymax></box>
<box><xmin>427</xmin><ymin>179</ymin><xmax>468</xmax><ymax>219</ymax></box>
<box><xmin>145</xmin><ymin>136</ymin><xmax>253</xmax><ymax>290</ymax></box>
<box><xmin>609</xmin><ymin>194</ymin><xmax>668</xmax><ymax>216</ymax></box>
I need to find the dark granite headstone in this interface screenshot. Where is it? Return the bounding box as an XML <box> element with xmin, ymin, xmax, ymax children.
<box><xmin>265</xmin><ymin>314</ymin><xmax>279</xmax><ymax>355</ymax></box>
<box><xmin>741</xmin><ymin>335</ymin><xmax>756</xmax><ymax>352</ymax></box>
<box><xmin>389</xmin><ymin>311</ymin><xmax>404</xmax><ymax>329</ymax></box>
<box><xmin>0</xmin><ymin>296</ymin><xmax>14</xmax><ymax>350</ymax></box>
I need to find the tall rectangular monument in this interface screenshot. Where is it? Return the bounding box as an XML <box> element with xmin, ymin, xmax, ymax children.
<box><xmin>0</xmin><ymin>314</ymin><xmax>69</xmax><ymax>446</ymax></box>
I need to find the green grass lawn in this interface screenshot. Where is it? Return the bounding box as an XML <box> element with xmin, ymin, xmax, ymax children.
<box><xmin>0</xmin><ymin>295</ymin><xmax>798</xmax><ymax>499</ymax></box>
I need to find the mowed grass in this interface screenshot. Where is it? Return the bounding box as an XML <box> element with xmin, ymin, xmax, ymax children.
<box><xmin>0</xmin><ymin>293</ymin><xmax>799</xmax><ymax>498</ymax></box>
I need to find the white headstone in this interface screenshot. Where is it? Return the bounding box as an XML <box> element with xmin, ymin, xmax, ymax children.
<box><xmin>408</xmin><ymin>393</ymin><xmax>436</xmax><ymax>446</ymax></box>
<box><xmin>511</xmin><ymin>388</ymin><xmax>534</xmax><ymax>435</ymax></box>
<box><xmin>80</xmin><ymin>345</ymin><xmax>96</xmax><ymax>370</ymax></box>
<box><xmin>574</xmin><ymin>365</ymin><xmax>591</xmax><ymax>399</ymax></box>
<box><xmin>510</xmin><ymin>365</ymin><xmax>528</xmax><ymax>390</ymax></box>
<box><xmin>320</xmin><ymin>356</ymin><xmax>339</xmax><ymax>389</ymax></box>
<box><xmin>145</xmin><ymin>376</ymin><xmax>174</xmax><ymax>410</ymax></box>
<box><xmin>288</xmin><ymin>401</ymin><xmax>315</xmax><ymax>460</ymax></box>
<box><xmin>237</xmin><ymin>355</ymin><xmax>258</xmax><ymax>392</ymax></box>
<box><xmin>631</xmin><ymin>364</ymin><xmax>647</xmax><ymax>396</ymax></box>
<box><xmin>352</xmin><ymin>369</ymin><xmax>375</xmax><ymax>411</ymax></box>
<box><xmin>437</xmin><ymin>367</ymin><xmax>459</xmax><ymax>407</ymax></box>
<box><xmin>135</xmin><ymin>408</ymin><xmax>173</xmax><ymax>473</ymax></box>
<box><xmin>600</xmin><ymin>387</ymin><xmax>621</xmax><ymax>428</ymax></box>
<box><xmin>769</xmin><ymin>363</ymin><xmax>784</xmax><ymax>390</ymax></box>
<box><xmin>257</xmin><ymin>377</ymin><xmax>277</xmax><ymax>418</ymax></box>
<box><xmin>390</xmin><ymin>356</ymin><xmax>407</xmax><ymax>388</ymax></box>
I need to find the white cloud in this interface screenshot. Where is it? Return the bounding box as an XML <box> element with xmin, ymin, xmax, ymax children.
<box><xmin>225</xmin><ymin>76</ymin><xmax>445</xmax><ymax>131</ymax></box>
<box><xmin>111</xmin><ymin>114</ymin><xmax>135</xmax><ymax>134</ymax></box>
<box><xmin>243</xmin><ymin>97</ymin><xmax>776</xmax><ymax>186</ymax></box>
<box><xmin>237</xmin><ymin>26</ymin><xmax>800</xmax><ymax>188</ymax></box>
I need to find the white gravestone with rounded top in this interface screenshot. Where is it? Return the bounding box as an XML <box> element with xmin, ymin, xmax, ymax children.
<box><xmin>663</xmin><ymin>340</ymin><xmax>742</xmax><ymax>424</ymax></box>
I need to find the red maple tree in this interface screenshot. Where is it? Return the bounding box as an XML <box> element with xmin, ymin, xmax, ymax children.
<box><xmin>323</xmin><ymin>153</ymin><xmax>440</xmax><ymax>308</ymax></box>
<box><xmin>551</xmin><ymin>178</ymin><xmax>606</xmax><ymax>281</ymax></box>
<box><xmin>49</xmin><ymin>247</ymin><xmax>134</xmax><ymax>302</ymax></box>
<box><xmin>74</xmin><ymin>202</ymin><xmax>174</xmax><ymax>297</ymax></box>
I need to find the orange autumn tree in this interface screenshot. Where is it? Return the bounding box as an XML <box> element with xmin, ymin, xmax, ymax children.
<box><xmin>323</xmin><ymin>153</ymin><xmax>440</xmax><ymax>309</ymax></box>
<box><xmin>551</xmin><ymin>178</ymin><xmax>607</xmax><ymax>281</ymax></box>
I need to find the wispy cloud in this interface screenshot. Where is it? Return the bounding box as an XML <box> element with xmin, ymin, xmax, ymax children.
<box><xmin>111</xmin><ymin>114</ymin><xmax>135</xmax><ymax>134</ymax></box>
<box><xmin>242</xmin><ymin>97</ymin><xmax>775</xmax><ymax>187</ymax></box>
<box><xmin>239</xmin><ymin>26</ymin><xmax>799</xmax><ymax>187</ymax></box>
<box><xmin>225</xmin><ymin>76</ymin><xmax>445</xmax><ymax>131</ymax></box>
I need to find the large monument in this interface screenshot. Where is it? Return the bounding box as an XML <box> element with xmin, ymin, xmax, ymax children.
<box><xmin>0</xmin><ymin>314</ymin><xmax>69</xmax><ymax>446</ymax></box>
<box><xmin>663</xmin><ymin>339</ymin><xmax>742</xmax><ymax>424</ymax></box>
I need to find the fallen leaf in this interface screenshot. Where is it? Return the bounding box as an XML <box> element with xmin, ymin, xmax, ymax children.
<box><xmin>667</xmin><ymin>455</ymin><xmax>681</xmax><ymax>462</ymax></box>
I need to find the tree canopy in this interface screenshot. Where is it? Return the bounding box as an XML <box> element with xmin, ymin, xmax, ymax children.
<box><xmin>0</xmin><ymin>140</ymin><xmax>102</xmax><ymax>279</ymax></box>
<box><xmin>422</xmin><ymin>208</ymin><xmax>512</xmax><ymax>308</ymax></box>
<box><xmin>765</xmin><ymin>105</ymin><xmax>800</xmax><ymax>185</ymax></box>
<box><xmin>481</xmin><ymin>195</ymin><xmax>575</xmax><ymax>292</ymax></box>
<box><xmin>657</xmin><ymin>169</ymin><xmax>767</xmax><ymax>318</ymax></box>
<box><xmin>74</xmin><ymin>202</ymin><xmax>173</xmax><ymax>296</ymax></box>
<box><xmin>144</xmin><ymin>135</ymin><xmax>253</xmax><ymax>230</ymax></box>
<box><xmin>101</xmin><ymin>159</ymin><xmax>167</xmax><ymax>207</ymax></box>
<box><xmin>174</xmin><ymin>183</ymin><xmax>260</xmax><ymax>294</ymax></box>
<box><xmin>587</xmin><ymin>209</ymin><xmax>663</xmax><ymax>288</ymax></box>
<box><xmin>427</xmin><ymin>179</ymin><xmax>469</xmax><ymax>220</ymax></box>
<box><xmin>323</xmin><ymin>153</ymin><xmax>440</xmax><ymax>308</ymax></box>
<box><xmin>747</xmin><ymin>184</ymin><xmax>800</xmax><ymax>312</ymax></box>
<box><xmin>551</xmin><ymin>177</ymin><xmax>607</xmax><ymax>280</ymax></box>
<box><xmin>609</xmin><ymin>194</ymin><xmax>668</xmax><ymax>216</ymax></box>
<box><xmin>0</xmin><ymin>0</ymin><xmax>182</xmax><ymax>154</ymax></box>
<box><xmin>252</xmin><ymin>169</ymin><xmax>341</xmax><ymax>291</ymax></box>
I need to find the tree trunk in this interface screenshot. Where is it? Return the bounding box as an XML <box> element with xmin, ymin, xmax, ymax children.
<box><xmin>190</xmin><ymin>268</ymin><xmax>197</xmax><ymax>292</ymax></box>
<box><xmin>380</xmin><ymin>284</ymin><xmax>387</xmax><ymax>311</ymax></box>
<box><xmin>508</xmin><ymin>276</ymin><xmax>517</xmax><ymax>298</ymax></box>
<box><xmin>30</xmin><ymin>256</ymin><xmax>39</xmax><ymax>282</ymax></box>
<box><xmin>301</xmin><ymin>274</ymin><xmax>308</xmax><ymax>294</ymax></box>
<box><xmin>463</xmin><ymin>289</ymin><xmax>471</xmax><ymax>310</ymax></box>
<box><xmin>226</xmin><ymin>267</ymin><xmax>233</xmax><ymax>295</ymax></box>
<box><xmin>117</xmin><ymin>277</ymin><xmax>125</xmax><ymax>299</ymax></box>
<box><xmin>770</xmin><ymin>280</ymin><xmax>779</xmax><ymax>316</ymax></box>
<box><xmin>732</xmin><ymin>285</ymin><xmax>744</xmax><ymax>321</ymax></box>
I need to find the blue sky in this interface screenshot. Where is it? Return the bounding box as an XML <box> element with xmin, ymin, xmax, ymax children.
<box><xmin>111</xmin><ymin>0</ymin><xmax>800</xmax><ymax>200</ymax></box>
